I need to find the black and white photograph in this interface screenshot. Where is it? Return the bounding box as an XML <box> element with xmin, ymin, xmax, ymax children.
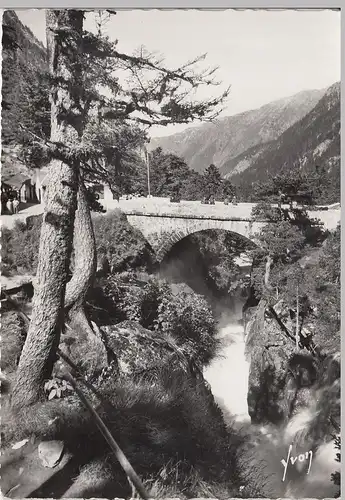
<box><xmin>0</xmin><ymin>7</ymin><xmax>341</xmax><ymax>499</ymax></box>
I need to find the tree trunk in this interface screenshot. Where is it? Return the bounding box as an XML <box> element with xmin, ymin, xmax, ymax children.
<box><xmin>11</xmin><ymin>10</ymin><xmax>84</xmax><ymax>409</ymax></box>
<box><xmin>60</xmin><ymin>181</ymin><xmax>109</xmax><ymax>378</ymax></box>
<box><xmin>65</xmin><ymin>179</ymin><xmax>97</xmax><ymax>339</ymax></box>
<box><xmin>65</xmin><ymin>180</ymin><xmax>97</xmax><ymax>309</ymax></box>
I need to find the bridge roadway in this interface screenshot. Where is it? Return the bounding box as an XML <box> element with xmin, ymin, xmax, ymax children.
<box><xmin>106</xmin><ymin>196</ymin><xmax>340</xmax><ymax>226</ymax></box>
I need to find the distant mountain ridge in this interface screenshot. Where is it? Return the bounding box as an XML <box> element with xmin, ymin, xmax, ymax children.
<box><xmin>2</xmin><ymin>10</ymin><xmax>46</xmax><ymax>68</ymax></box>
<box><xmin>232</xmin><ymin>81</ymin><xmax>340</xmax><ymax>203</ymax></box>
<box><xmin>1</xmin><ymin>12</ymin><xmax>339</xmax><ymax>204</ymax></box>
<box><xmin>149</xmin><ymin>88</ymin><xmax>326</xmax><ymax>174</ymax></box>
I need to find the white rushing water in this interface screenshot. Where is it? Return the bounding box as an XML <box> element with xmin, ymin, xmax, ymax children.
<box><xmin>204</xmin><ymin>320</ymin><xmax>250</xmax><ymax>423</ymax></box>
<box><xmin>203</xmin><ymin>305</ymin><xmax>340</xmax><ymax>498</ymax></box>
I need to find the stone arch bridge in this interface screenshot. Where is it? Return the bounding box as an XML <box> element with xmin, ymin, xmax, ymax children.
<box><xmin>125</xmin><ymin>214</ymin><xmax>264</xmax><ymax>261</ymax></box>
<box><xmin>105</xmin><ymin>197</ymin><xmax>340</xmax><ymax>262</ymax></box>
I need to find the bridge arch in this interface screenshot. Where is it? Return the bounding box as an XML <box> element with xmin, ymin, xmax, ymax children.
<box><xmin>125</xmin><ymin>214</ymin><xmax>265</xmax><ymax>262</ymax></box>
<box><xmin>158</xmin><ymin>227</ymin><xmax>258</xmax><ymax>265</ymax></box>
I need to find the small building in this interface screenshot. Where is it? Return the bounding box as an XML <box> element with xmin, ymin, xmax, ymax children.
<box><xmin>1</xmin><ymin>173</ymin><xmax>36</xmax><ymax>203</ymax></box>
<box><xmin>1</xmin><ymin>145</ymin><xmax>51</xmax><ymax>205</ymax></box>
<box><xmin>1</xmin><ymin>146</ymin><xmax>47</xmax><ymax>205</ymax></box>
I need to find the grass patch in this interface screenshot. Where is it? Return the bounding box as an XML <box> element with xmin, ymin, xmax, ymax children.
<box><xmin>1</xmin><ymin>364</ymin><xmax>247</xmax><ymax>498</ymax></box>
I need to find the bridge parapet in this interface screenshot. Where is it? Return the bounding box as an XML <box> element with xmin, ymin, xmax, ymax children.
<box><xmin>102</xmin><ymin>198</ymin><xmax>258</xmax><ymax>220</ymax></box>
<box><xmin>120</xmin><ymin>210</ymin><xmax>269</xmax><ymax>223</ymax></box>
<box><xmin>101</xmin><ymin>197</ymin><xmax>340</xmax><ymax>231</ymax></box>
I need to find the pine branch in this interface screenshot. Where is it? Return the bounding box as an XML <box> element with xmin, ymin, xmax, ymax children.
<box><xmin>82</xmin><ymin>33</ymin><xmax>216</xmax><ymax>86</ymax></box>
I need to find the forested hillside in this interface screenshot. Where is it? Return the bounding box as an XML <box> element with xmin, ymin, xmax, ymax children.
<box><xmin>1</xmin><ymin>10</ymin><xmax>49</xmax><ymax>145</ymax></box>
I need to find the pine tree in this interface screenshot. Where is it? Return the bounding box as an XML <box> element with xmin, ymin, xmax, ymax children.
<box><xmin>202</xmin><ymin>164</ymin><xmax>222</xmax><ymax>201</ymax></box>
<box><xmin>12</xmin><ymin>9</ymin><xmax>230</xmax><ymax>408</ymax></box>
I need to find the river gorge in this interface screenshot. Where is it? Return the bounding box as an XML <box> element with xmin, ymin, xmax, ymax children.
<box><xmin>158</xmin><ymin>229</ymin><xmax>340</xmax><ymax>498</ymax></box>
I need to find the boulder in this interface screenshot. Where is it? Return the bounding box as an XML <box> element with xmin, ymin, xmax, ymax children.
<box><xmin>101</xmin><ymin>320</ymin><xmax>193</xmax><ymax>379</ymax></box>
<box><xmin>247</xmin><ymin>342</ymin><xmax>294</xmax><ymax>425</ymax></box>
<box><xmin>102</xmin><ymin>320</ymin><xmax>200</xmax><ymax>377</ymax></box>
<box><xmin>38</xmin><ymin>440</ymin><xmax>64</xmax><ymax>468</ymax></box>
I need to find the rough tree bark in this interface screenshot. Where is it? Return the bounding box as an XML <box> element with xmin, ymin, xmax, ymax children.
<box><xmin>11</xmin><ymin>10</ymin><xmax>84</xmax><ymax>409</ymax></box>
<box><xmin>58</xmin><ymin>178</ymin><xmax>108</xmax><ymax>378</ymax></box>
<box><xmin>65</xmin><ymin>179</ymin><xmax>98</xmax><ymax>339</ymax></box>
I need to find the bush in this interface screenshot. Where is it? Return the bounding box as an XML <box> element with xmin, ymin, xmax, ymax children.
<box><xmin>154</xmin><ymin>281</ymin><xmax>219</xmax><ymax>366</ymax></box>
<box><xmin>88</xmin><ymin>274</ymin><xmax>219</xmax><ymax>367</ymax></box>
<box><xmin>251</xmin><ymin>200</ymin><xmax>282</xmax><ymax>222</ymax></box>
<box><xmin>0</xmin><ymin>219</ymin><xmax>40</xmax><ymax>275</ymax></box>
<box><xmin>87</xmin><ymin>272</ymin><xmax>145</xmax><ymax>326</ymax></box>
<box><xmin>93</xmin><ymin>210</ymin><xmax>156</xmax><ymax>273</ymax></box>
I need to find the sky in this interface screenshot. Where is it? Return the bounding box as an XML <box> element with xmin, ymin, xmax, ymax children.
<box><xmin>15</xmin><ymin>9</ymin><xmax>341</xmax><ymax>138</ymax></box>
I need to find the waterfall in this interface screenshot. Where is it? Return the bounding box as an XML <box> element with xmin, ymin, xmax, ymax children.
<box><xmin>203</xmin><ymin>299</ymin><xmax>340</xmax><ymax>498</ymax></box>
<box><xmin>204</xmin><ymin>317</ymin><xmax>250</xmax><ymax>423</ymax></box>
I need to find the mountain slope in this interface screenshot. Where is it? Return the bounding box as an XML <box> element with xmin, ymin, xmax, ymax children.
<box><xmin>220</xmin><ymin>141</ymin><xmax>273</xmax><ymax>179</ymax></box>
<box><xmin>231</xmin><ymin>82</ymin><xmax>340</xmax><ymax>203</ymax></box>
<box><xmin>2</xmin><ymin>10</ymin><xmax>48</xmax><ymax>144</ymax></box>
<box><xmin>149</xmin><ymin>88</ymin><xmax>326</xmax><ymax>173</ymax></box>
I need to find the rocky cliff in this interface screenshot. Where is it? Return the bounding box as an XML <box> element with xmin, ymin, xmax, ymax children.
<box><xmin>244</xmin><ymin>298</ymin><xmax>340</xmax><ymax>443</ymax></box>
